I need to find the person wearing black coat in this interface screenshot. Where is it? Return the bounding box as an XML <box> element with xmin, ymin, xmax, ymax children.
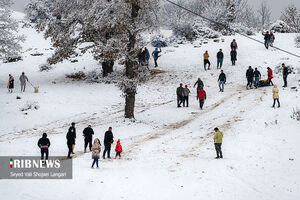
<box><xmin>216</xmin><ymin>49</ymin><xmax>224</xmax><ymax>69</ymax></box>
<box><xmin>83</xmin><ymin>125</ymin><xmax>94</xmax><ymax>152</ymax></box>
<box><xmin>282</xmin><ymin>63</ymin><xmax>289</xmax><ymax>87</ymax></box>
<box><xmin>66</xmin><ymin>122</ymin><xmax>76</xmax><ymax>158</ymax></box>
<box><xmin>246</xmin><ymin>66</ymin><xmax>254</xmax><ymax>89</ymax></box>
<box><xmin>218</xmin><ymin>70</ymin><xmax>226</xmax><ymax>92</ymax></box>
<box><xmin>103</xmin><ymin>127</ymin><xmax>114</xmax><ymax>159</ymax></box>
<box><xmin>230</xmin><ymin>49</ymin><xmax>237</xmax><ymax>65</ymax></box>
<box><xmin>263</xmin><ymin>31</ymin><xmax>271</xmax><ymax>49</ymax></box>
<box><xmin>253</xmin><ymin>68</ymin><xmax>261</xmax><ymax>88</ymax></box>
<box><xmin>38</xmin><ymin>133</ymin><xmax>51</xmax><ymax>160</ymax></box>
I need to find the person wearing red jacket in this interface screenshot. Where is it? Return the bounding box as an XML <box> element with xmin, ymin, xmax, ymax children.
<box><xmin>197</xmin><ymin>89</ymin><xmax>207</xmax><ymax>109</ymax></box>
<box><xmin>267</xmin><ymin>67</ymin><xmax>274</xmax><ymax>86</ymax></box>
<box><xmin>115</xmin><ymin>139</ymin><xmax>123</xmax><ymax>159</ymax></box>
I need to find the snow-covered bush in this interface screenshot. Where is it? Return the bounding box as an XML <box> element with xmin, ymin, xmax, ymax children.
<box><xmin>66</xmin><ymin>71</ymin><xmax>86</xmax><ymax>80</ymax></box>
<box><xmin>193</xmin><ymin>22</ymin><xmax>221</xmax><ymax>39</ymax></box>
<box><xmin>230</xmin><ymin>23</ymin><xmax>256</xmax><ymax>35</ymax></box>
<box><xmin>291</xmin><ymin>108</ymin><xmax>300</xmax><ymax>121</ymax></box>
<box><xmin>295</xmin><ymin>34</ymin><xmax>300</xmax><ymax>48</ymax></box>
<box><xmin>20</xmin><ymin>101</ymin><xmax>40</xmax><ymax>111</ymax></box>
<box><xmin>151</xmin><ymin>34</ymin><xmax>168</xmax><ymax>47</ymax></box>
<box><xmin>39</xmin><ymin>63</ymin><xmax>53</xmax><ymax>71</ymax></box>
<box><xmin>25</xmin><ymin>0</ymin><xmax>50</xmax><ymax>23</ymax></box>
<box><xmin>270</xmin><ymin>20</ymin><xmax>290</xmax><ymax>33</ymax></box>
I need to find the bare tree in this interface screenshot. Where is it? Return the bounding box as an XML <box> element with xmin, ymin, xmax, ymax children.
<box><xmin>257</xmin><ymin>1</ymin><xmax>271</xmax><ymax>29</ymax></box>
<box><xmin>281</xmin><ymin>4</ymin><xmax>300</xmax><ymax>33</ymax></box>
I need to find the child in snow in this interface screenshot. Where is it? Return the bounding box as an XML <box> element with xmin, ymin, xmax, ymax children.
<box><xmin>115</xmin><ymin>139</ymin><xmax>122</xmax><ymax>159</ymax></box>
<box><xmin>91</xmin><ymin>138</ymin><xmax>101</xmax><ymax>168</ymax></box>
<box><xmin>7</xmin><ymin>74</ymin><xmax>14</xmax><ymax>93</ymax></box>
<box><xmin>272</xmin><ymin>85</ymin><xmax>280</xmax><ymax>108</ymax></box>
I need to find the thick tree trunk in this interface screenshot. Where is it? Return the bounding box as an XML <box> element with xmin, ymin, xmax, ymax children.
<box><xmin>124</xmin><ymin>1</ymin><xmax>140</xmax><ymax>119</ymax></box>
<box><xmin>102</xmin><ymin>60</ymin><xmax>114</xmax><ymax>77</ymax></box>
<box><xmin>124</xmin><ymin>87</ymin><xmax>136</xmax><ymax>119</ymax></box>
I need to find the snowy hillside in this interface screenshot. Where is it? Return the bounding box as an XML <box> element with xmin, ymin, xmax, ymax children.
<box><xmin>0</xmin><ymin>12</ymin><xmax>300</xmax><ymax>200</ymax></box>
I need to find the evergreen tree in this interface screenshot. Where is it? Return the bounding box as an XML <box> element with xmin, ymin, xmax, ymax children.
<box><xmin>0</xmin><ymin>0</ymin><xmax>24</xmax><ymax>61</ymax></box>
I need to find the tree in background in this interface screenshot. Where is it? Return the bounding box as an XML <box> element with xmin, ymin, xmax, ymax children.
<box><xmin>281</xmin><ymin>4</ymin><xmax>300</xmax><ymax>33</ymax></box>
<box><xmin>30</xmin><ymin>0</ymin><xmax>159</xmax><ymax>119</ymax></box>
<box><xmin>0</xmin><ymin>0</ymin><xmax>24</xmax><ymax>61</ymax></box>
<box><xmin>257</xmin><ymin>1</ymin><xmax>271</xmax><ymax>30</ymax></box>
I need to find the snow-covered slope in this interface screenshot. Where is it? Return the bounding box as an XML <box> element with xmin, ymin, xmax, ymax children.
<box><xmin>0</xmin><ymin>12</ymin><xmax>300</xmax><ymax>200</ymax></box>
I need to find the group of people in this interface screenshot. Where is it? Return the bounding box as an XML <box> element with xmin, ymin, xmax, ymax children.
<box><xmin>137</xmin><ymin>47</ymin><xmax>162</xmax><ymax>68</ymax></box>
<box><xmin>38</xmin><ymin>124</ymin><xmax>123</xmax><ymax>168</ymax></box>
<box><xmin>203</xmin><ymin>39</ymin><xmax>238</xmax><ymax>70</ymax></box>
<box><xmin>7</xmin><ymin>72</ymin><xmax>29</xmax><ymax>93</ymax></box>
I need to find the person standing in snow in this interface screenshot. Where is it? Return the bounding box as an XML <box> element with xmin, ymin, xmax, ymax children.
<box><xmin>203</xmin><ymin>50</ymin><xmax>211</xmax><ymax>70</ymax></box>
<box><xmin>270</xmin><ymin>32</ymin><xmax>275</xmax><ymax>47</ymax></box>
<box><xmin>216</xmin><ymin>49</ymin><xmax>224</xmax><ymax>69</ymax></box>
<box><xmin>194</xmin><ymin>78</ymin><xmax>204</xmax><ymax>94</ymax></box>
<box><xmin>214</xmin><ymin>128</ymin><xmax>223</xmax><ymax>159</ymax></box>
<box><xmin>246</xmin><ymin>66</ymin><xmax>254</xmax><ymax>89</ymax></box>
<box><xmin>230</xmin><ymin>48</ymin><xmax>237</xmax><ymax>65</ymax></box>
<box><xmin>183</xmin><ymin>85</ymin><xmax>190</xmax><ymax>107</ymax></box>
<box><xmin>272</xmin><ymin>84</ymin><xmax>280</xmax><ymax>108</ymax></box>
<box><xmin>230</xmin><ymin>39</ymin><xmax>238</xmax><ymax>50</ymax></box>
<box><xmin>19</xmin><ymin>72</ymin><xmax>29</xmax><ymax>92</ymax></box>
<box><xmin>152</xmin><ymin>48</ymin><xmax>161</xmax><ymax>68</ymax></box>
<box><xmin>197</xmin><ymin>88</ymin><xmax>206</xmax><ymax>109</ymax></box>
<box><xmin>176</xmin><ymin>83</ymin><xmax>184</xmax><ymax>108</ymax></box>
<box><xmin>253</xmin><ymin>68</ymin><xmax>261</xmax><ymax>89</ymax></box>
<box><xmin>144</xmin><ymin>47</ymin><xmax>150</xmax><ymax>66</ymax></box>
<box><xmin>7</xmin><ymin>74</ymin><xmax>14</xmax><ymax>93</ymax></box>
<box><xmin>218</xmin><ymin>70</ymin><xmax>226</xmax><ymax>92</ymax></box>
<box><xmin>267</xmin><ymin>67</ymin><xmax>274</xmax><ymax>86</ymax></box>
<box><xmin>262</xmin><ymin>31</ymin><xmax>271</xmax><ymax>49</ymax></box>
<box><xmin>83</xmin><ymin>125</ymin><xmax>94</xmax><ymax>152</ymax></box>
<box><xmin>282</xmin><ymin>63</ymin><xmax>289</xmax><ymax>87</ymax></box>
<box><xmin>91</xmin><ymin>138</ymin><xmax>101</xmax><ymax>168</ymax></box>
<box><xmin>37</xmin><ymin>133</ymin><xmax>51</xmax><ymax>160</ymax></box>
<box><xmin>115</xmin><ymin>139</ymin><xmax>123</xmax><ymax>159</ymax></box>
<box><xmin>103</xmin><ymin>127</ymin><xmax>114</xmax><ymax>159</ymax></box>
<box><xmin>66</xmin><ymin>122</ymin><xmax>76</xmax><ymax>158</ymax></box>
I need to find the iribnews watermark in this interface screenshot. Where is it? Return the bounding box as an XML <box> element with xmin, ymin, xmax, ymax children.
<box><xmin>0</xmin><ymin>156</ymin><xmax>72</xmax><ymax>179</ymax></box>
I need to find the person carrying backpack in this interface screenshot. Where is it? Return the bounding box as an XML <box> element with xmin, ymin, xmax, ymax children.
<box><xmin>230</xmin><ymin>39</ymin><xmax>238</xmax><ymax>50</ymax></box>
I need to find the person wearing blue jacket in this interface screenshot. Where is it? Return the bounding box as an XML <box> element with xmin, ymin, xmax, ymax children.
<box><xmin>152</xmin><ymin>48</ymin><xmax>161</xmax><ymax>67</ymax></box>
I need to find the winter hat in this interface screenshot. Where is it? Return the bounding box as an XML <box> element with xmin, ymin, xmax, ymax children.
<box><xmin>42</xmin><ymin>133</ymin><xmax>47</xmax><ymax>138</ymax></box>
<box><xmin>274</xmin><ymin>84</ymin><xmax>278</xmax><ymax>88</ymax></box>
<box><xmin>185</xmin><ymin>85</ymin><xmax>187</xmax><ymax>88</ymax></box>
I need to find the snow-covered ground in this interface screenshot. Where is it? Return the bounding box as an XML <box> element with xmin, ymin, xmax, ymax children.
<box><xmin>0</xmin><ymin>12</ymin><xmax>300</xmax><ymax>200</ymax></box>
